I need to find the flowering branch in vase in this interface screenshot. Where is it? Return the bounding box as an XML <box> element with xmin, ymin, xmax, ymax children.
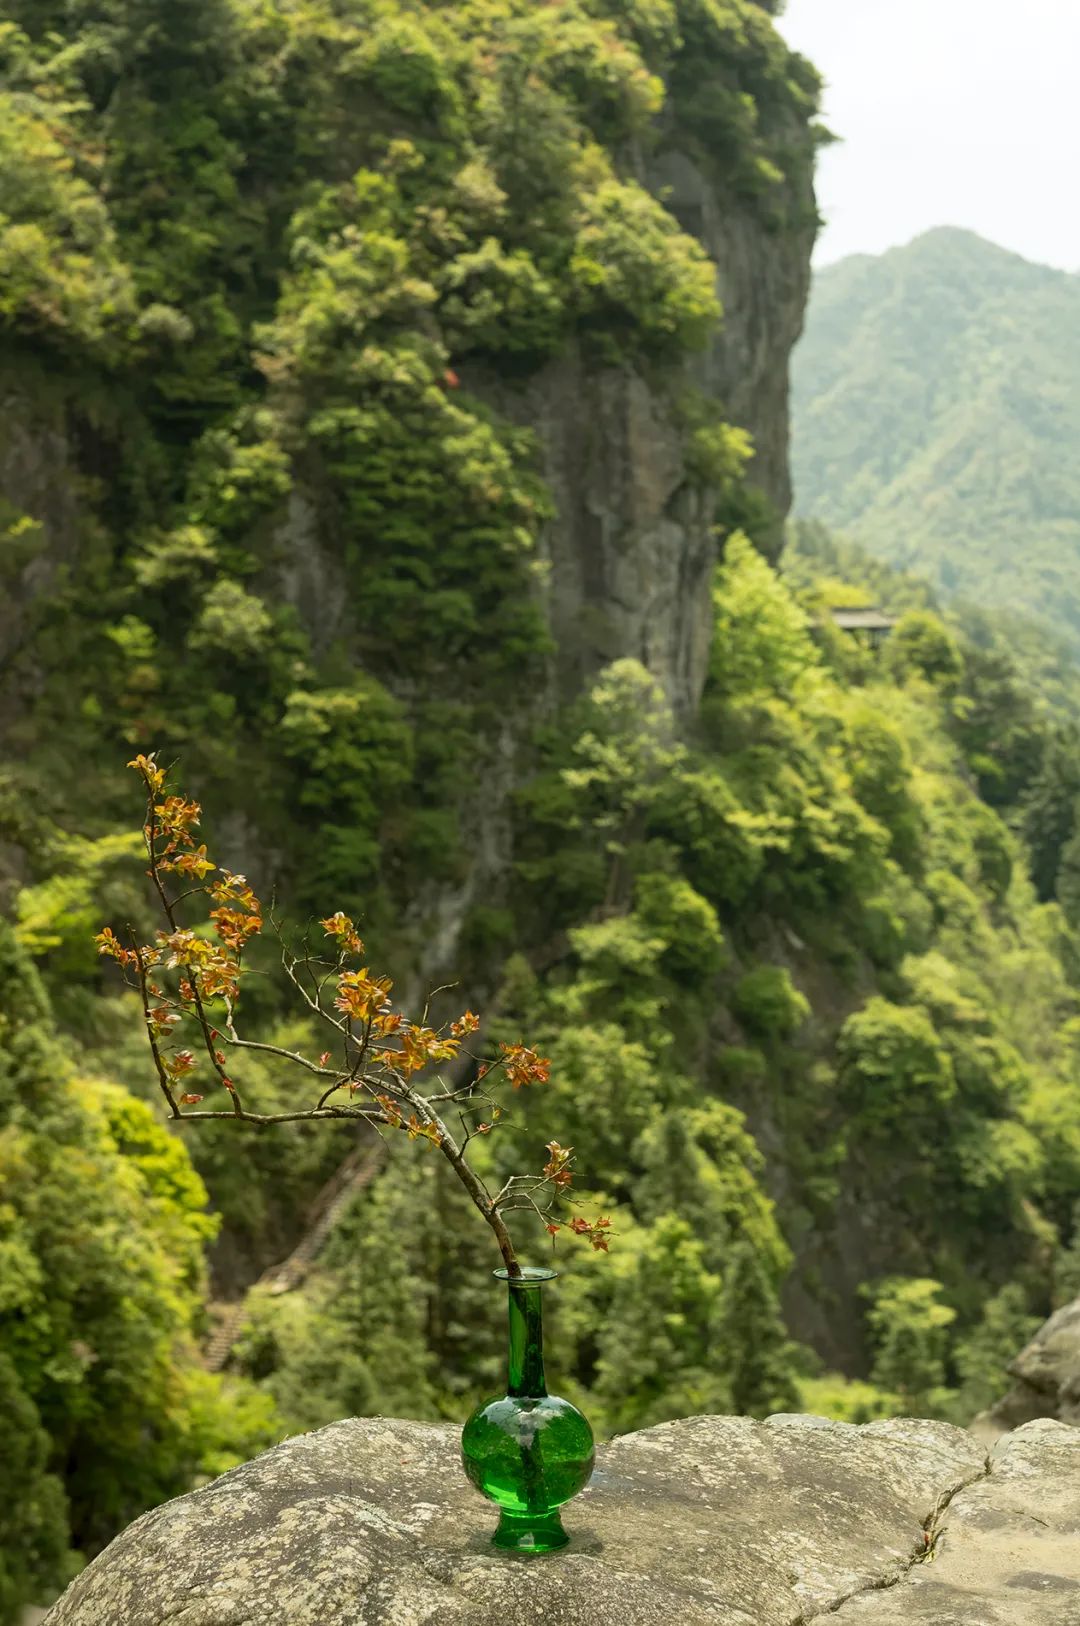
<box><xmin>96</xmin><ymin>753</ymin><xmax>612</xmax><ymax>1277</ymax></box>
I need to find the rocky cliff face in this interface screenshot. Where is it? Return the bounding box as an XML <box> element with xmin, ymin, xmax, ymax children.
<box><xmin>0</xmin><ymin>385</ymin><xmax>82</xmax><ymax>709</ymax></box>
<box><xmin>0</xmin><ymin>169</ymin><xmax>813</xmax><ymax>741</ymax></box>
<box><xmin>485</xmin><ymin>151</ymin><xmax>815</xmax><ymax>716</ymax></box>
<box><xmin>279</xmin><ymin>167</ymin><xmax>815</xmax><ymax>721</ymax></box>
<box><xmin>45</xmin><ymin>1413</ymin><xmax>1080</xmax><ymax>1625</ymax></box>
<box><xmin>653</xmin><ymin>145</ymin><xmax>816</xmax><ymax>540</ymax></box>
<box><xmin>490</xmin><ymin>352</ymin><xmax>717</xmax><ymax>716</ymax></box>
<box><xmin>977</xmin><ymin>1295</ymin><xmax>1080</xmax><ymax>1440</ymax></box>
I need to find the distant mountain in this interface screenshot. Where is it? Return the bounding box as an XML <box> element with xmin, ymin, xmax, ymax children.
<box><xmin>791</xmin><ymin>228</ymin><xmax>1080</xmax><ymax>650</ymax></box>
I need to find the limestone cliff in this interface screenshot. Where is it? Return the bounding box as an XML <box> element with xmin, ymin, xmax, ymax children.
<box><xmin>487</xmin><ymin>142</ymin><xmax>815</xmax><ymax>714</ymax></box>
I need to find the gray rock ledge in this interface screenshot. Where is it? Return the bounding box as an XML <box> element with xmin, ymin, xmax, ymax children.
<box><xmin>979</xmin><ymin>1294</ymin><xmax>1080</xmax><ymax>1437</ymax></box>
<box><xmin>45</xmin><ymin>1413</ymin><xmax>1080</xmax><ymax>1624</ymax></box>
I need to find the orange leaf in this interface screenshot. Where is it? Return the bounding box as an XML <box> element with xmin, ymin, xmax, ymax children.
<box><xmin>500</xmin><ymin>1043</ymin><xmax>551</xmax><ymax>1089</ymax></box>
<box><xmin>128</xmin><ymin>753</ymin><xmax>165</xmax><ymax>793</ymax></box>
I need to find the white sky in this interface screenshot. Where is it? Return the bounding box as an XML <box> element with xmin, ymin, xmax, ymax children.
<box><xmin>778</xmin><ymin>0</ymin><xmax>1080</xmax><ymax>270</ymax></box>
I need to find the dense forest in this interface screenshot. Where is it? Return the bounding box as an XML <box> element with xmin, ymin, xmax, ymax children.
<box><xmin>5</xmin><ymin>3</ymin><xmax>1080</xmax><ymax>1621</ymax></box>
<box><xmin>792</xmin><ymin>227</ymin><xmax>1080</xmax><ymax>650</ymax></box>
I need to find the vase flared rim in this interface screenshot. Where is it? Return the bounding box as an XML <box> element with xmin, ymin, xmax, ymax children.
<box><xmin>494</xmin><ymin>1266</ymin><xmax>558</xmax><ymax>1284</ymax></box>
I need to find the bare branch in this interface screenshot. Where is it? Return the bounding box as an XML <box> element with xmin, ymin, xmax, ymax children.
<box><xmin>223</xmin><ymin>1033</ymin><xmax>340</xmax><ymax>1078</ymax></box>
<box><xmin>130</xmin><ymin>927</ymin><xmax>180</xmax><ymax>1120</ymax></box>
<box><xmin>174</xmin><ymin>1106</ymin><xmax>388</xmax><ymax>1127</ymax></box>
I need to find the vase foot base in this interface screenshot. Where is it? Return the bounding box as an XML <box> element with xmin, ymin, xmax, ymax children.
<box><xmin>492</xmin><ymin>1508</ymin><xmax>569</xmax><ymax>1554</ymax></box>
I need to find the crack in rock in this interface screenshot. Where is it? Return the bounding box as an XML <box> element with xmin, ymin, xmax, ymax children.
<box><xmin>796</xmin><ymin>1454</ymin><xmax>994</xmax><ymax>1624</ymax></box>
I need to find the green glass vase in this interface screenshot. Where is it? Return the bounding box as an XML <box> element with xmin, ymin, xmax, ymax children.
<box><xmin>461</xmin><ymin>1266</ymin><xmax>595</xmax><ymax>1554</ymax></box>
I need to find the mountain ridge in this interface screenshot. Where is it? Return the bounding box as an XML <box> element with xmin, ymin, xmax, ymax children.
<box><xmin>791</xmin><ymin>226</ymin><xmax>1080</xmax><ymax>646</ymax></box>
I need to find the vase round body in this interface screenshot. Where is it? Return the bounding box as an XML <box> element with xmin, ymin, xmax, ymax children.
<box><xmin>461</xmin><ymin>1266</ymin><xmax>594</xmax><ymax>1553</ymax></box>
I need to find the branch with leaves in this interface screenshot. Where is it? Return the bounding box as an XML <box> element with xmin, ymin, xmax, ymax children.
<box><xmin>96</xmin><ymin>754</ymin><xmax>611</xmax><ymax>1276</ymax></box>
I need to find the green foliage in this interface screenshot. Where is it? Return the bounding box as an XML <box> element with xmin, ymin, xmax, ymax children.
<box><xmin>950</xmin><ymin>1285</ymin><xmax>1039</xmax><ymax>1421</ymax></box>
<box><xmin>731</xmin><ymin>965</ymin><xmax>809</xmax><ymax>1040</ymax></box>
<box><xmin>797</xmin><ymin>1371</ymin><xmax>902</xmax><ymax>1426</ymax></box>
<box><xmin>865</xmin><ymin>1277</ymin><xmax>956</xmax><ymax>1409</ymax></box>
<box><xmin>679</xmin><ymin>395</ymin><xmax>753</xmax><ymax>489</ymax></box>
<box><xmin>840</xmin><ymin>701</ymin><xmax>921</xmax><ymax>865</ymax></box>
<box><xmin>839</xmin><ymin>997</ymin><xmax>955</xmax><ymax>1132</ymax></box>
<box><xmin>279</xmin><ymin>678</ymin><xmax>415</xmax><ymax>898</ymax></box>
<box><xmin>716</xmin><ymin>1240</ymin><xmax>799</xmax><ymax>1417</ymax></box>
<box><xmin>1022</xmin><ymin>738</ymin><xmax>1080</xmax><ymax>906</ymax></box>
<box><xmin>353</xmin><ymin>14</ymin><xmax>467</xmax><ymax>135</ymax></box>
<box><xmin>0</xmin><ymin>1354</ymin><xmax>72</xmax><ymax>1626</ymax></box>
<box><xmin>188</xmin><ymin>580</ymin><xmax>273</xmax><ymax>659</ymax></box>
<box><xmin>787</xmin><ymin>520</ymin><xmax>1080</xmax><ymax>905</ymax></box>
<box><xmin>234</xmin><ymin>1152</ymin><xmax>510</xmax><ymax>1429</ymax></box>
<box><xmin>569</xmin><ymin>177</ymin><xmax>719</xmax><ymax>360</ymax></box>
<box><xmin>885</xmin><ymin>610</ymin><xmax>964</xmax><ymax>688</ymax></box>
<box><xmin>15</xmin><ymin>831</ymin><xmax>145</xmax><ymax>979</ymax></box>
<box><xmin>633</xmin><ymin>871</ymin><xmax>726</xmax><ymax>984</ymax></box>
<box><xmin>664</xmin><ymin>0</ymin><xmax>821</xmax><ymax>215</ymax></box>
<box><xmin>0</xmin><ymin>34</ymin><xmax>138</xmax><ymax>361</ymax></box>
<box><xmin>711</xmin><ymin>531</ymin><xmax>817</xmax><ymax>698</ymax></box>
<box><xmin>592</xmin><ymin>1215</ymin><xmax>731</xmax><ymax>1432</ymax></box>
<box><xmin>235</xmin><ymin>1173</ymin><xmax>440</xmax><ymax>1429</ymax></box>
<box><xmin>1052</xmin><ymin>1202</ymin><xmax>1080</xmax><ymax>1308</ymax></box>
<box><xmin>0</xmin><ymin>921</ymin><xmax>284</xmax><ymax>1612</ymax></box>
<box><xmin>439</xmin><ymin>238</ymin><xmax>564</xmax><ymax>358</ymax></box>
<box><xmin>634</xmin><ymin>1104</ymin><xmax>791</xmax><ymax>1281</ymax></box>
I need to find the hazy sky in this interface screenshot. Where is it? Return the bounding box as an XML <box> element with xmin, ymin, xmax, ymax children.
<box><xmin>778</xmin><ymin>0</ymin><xmax>1080</xmax><ymax>271</ymax></box>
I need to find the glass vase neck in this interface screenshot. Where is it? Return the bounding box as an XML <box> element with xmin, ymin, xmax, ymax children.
<box><xmin>495</xmin><ymin>1267</ymin><xmax>555</xmax><ymax>1399</ymax></box>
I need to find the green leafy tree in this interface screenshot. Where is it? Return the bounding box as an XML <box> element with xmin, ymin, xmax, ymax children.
<box><xmin>0</xmin><ymin>918</ymin><xmax>280</xmax><ymax>1611</ymax></box>
<box><xmin>592</xmin><ymin>1215</ymin><xmax>731</xmax><ymax>1433</ymax></box>
<box><xmin>634</xmin><ymin>1105</ymin><xmax>791</xmax><ymax>1282</ymax></box>
<box><xmin>885</xmin><ymin>611</ymin><xmax>964</xmax><ymax>688</ymax></box>
<box><xmin>561</xmin><ymin>658</ymin><xmax>685</xmax><ymax>908</ymax></box>
<box><xmin>716</xmin><ymin>1241</ymin><xmax>799</xmax><ymax>1417</ymax></box>
<box><xmin>711</xmin><ymin>531</ymin><xmax>817</xmax><ymax>698</ymax></box>
<box><xmin>0</xmin><ymin>1355</ymin><xmax>72</xmax><ymax>1626</ymax></box>
<box><xmin>865</xmin><ymin>1278</ymin><xmax>956</xmax><ymax>1410</ymax></box>
<box><xmin>839</xmin><ymin>998</ymin><xmax>955</xmax><ymax>1135</ymax></box>
<box><xmin>951</xmin><ymin>1285</ymin><xmax>1039</xmax><ymax>1421</ymax></box>
<box><xmin>731</xmin><ymin>965</ymin><xmax>810</xmax><ymax>1040</ymax></box>
<box><xmin>1021</xmin><ymin>741</ymin><xmax>1080</xmax><ymax>902</ymax></box>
